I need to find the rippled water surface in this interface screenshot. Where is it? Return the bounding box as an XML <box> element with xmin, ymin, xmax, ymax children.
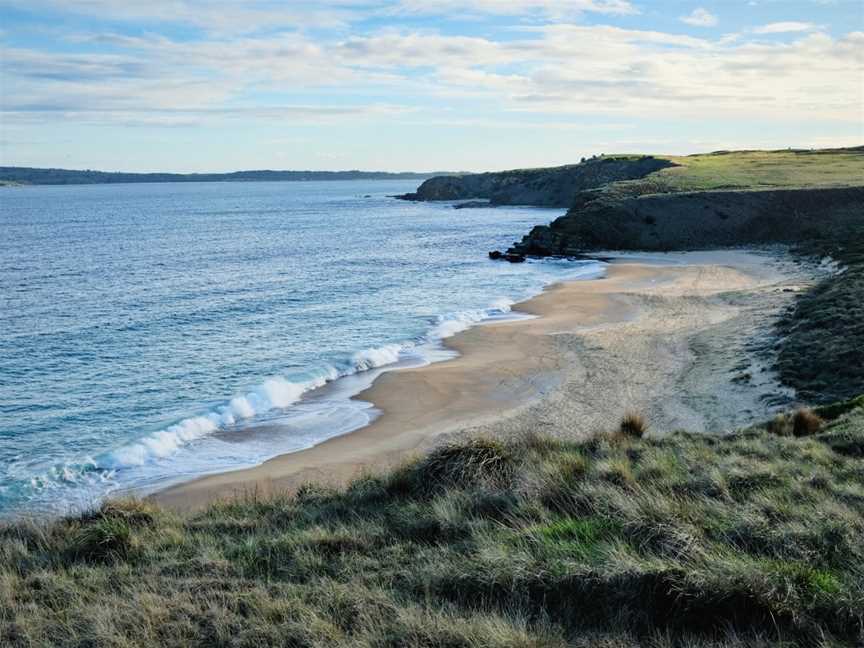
<box><xmin>0</xmin><ymin>180</ymin><xmax>601</xmax><ymax>515</ymax></box>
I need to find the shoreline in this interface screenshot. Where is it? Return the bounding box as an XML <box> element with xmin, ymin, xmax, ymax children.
<box><xmin>153</xmin><ymin>249</ymin><xmax>809</xmax><ymax>512</ymax></box>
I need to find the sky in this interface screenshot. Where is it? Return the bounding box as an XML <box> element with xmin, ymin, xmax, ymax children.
<box><xmin>1</xmin><ymin>0</ymin><xmax>862</xmax><ymax>172</ymax></box>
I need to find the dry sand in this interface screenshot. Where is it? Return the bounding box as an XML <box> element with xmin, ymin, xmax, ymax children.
<box><xmin>153</xmin><ymin>250</ymin><xmax>811</xmax><ymax>512</ymax></box>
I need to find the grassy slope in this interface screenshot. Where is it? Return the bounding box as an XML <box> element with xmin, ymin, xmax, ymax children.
<box><xmin>772</xmin><ymin>215</ymin><xmax>864</xmax><ymax>404</ymax></box>
<box><xmin>3</xmin><ymin>403</ymin><xmax>864</xmax><ymax>647</ymax></box>
<box><xmin>607</xmin><ymin>147</ymin><xmax>864</xmax><ymax>196</ymax></box>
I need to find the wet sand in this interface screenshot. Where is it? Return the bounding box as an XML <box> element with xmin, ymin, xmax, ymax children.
<box><xmin>153</xmin><ymin>250</ymin><xmax>807</xmax><ymax>511</ymax></box>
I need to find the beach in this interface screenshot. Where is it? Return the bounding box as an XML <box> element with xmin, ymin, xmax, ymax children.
<box><xmin>153</xmin><ymin>249</ymin><xmax>810</xmax><ymax>511</ymax></box>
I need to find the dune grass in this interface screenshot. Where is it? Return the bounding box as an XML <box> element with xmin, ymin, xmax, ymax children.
<box><xmin>2</xmin><ymin>401</ymin><xmax>863</xmax><ymax>647</ymax></box>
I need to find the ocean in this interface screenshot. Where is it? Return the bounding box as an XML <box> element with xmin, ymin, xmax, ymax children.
<box><xmin>0</xmin><ymin>179</ymin><xmax>602</xmax><ymax>516</ymax></box>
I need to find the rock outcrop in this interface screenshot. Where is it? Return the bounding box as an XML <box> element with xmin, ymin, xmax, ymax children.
<box><xmin>507</xmin><ymin>186</ymin><xmax>864</xmax><ymax>256</ymax></box>
<box><xmin>397</xmin><ymin>156</ymin><xmax>676</xmax><ymax>207</ymax></box>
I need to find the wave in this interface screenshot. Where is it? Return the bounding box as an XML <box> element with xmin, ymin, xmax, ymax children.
<box><xmin>429</xmin><ymin>298</ymin><xmax>515</xmax><ymax>339</ymax></box>
<box><xmin>95</xmin><ymin>298</ymin><xmax>518</xmax><ymax>471</ymax></box>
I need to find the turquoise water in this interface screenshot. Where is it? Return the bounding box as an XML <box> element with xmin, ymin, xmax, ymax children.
<box><xmin>0</xmin><ymin>180</ymin><xmax>602</xmax><ymax>516</ymax></box>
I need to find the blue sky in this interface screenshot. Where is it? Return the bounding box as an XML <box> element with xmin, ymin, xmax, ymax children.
<box><xmin>1</xmin><ymin>0</ymin><xmax>862</xmax><ymax>172</ymax></box>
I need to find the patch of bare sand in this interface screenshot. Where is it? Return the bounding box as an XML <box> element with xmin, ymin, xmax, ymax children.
<box><xmin>153</xmin><ymin>250</ymin><xmax>810</xmax><ymax>512</ymax></box>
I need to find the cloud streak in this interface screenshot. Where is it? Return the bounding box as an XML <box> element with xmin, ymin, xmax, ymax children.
<box><xmin>679</xmin><ymin>8</ymin><xmax>718</xmax><ymax>28</ymax></box>
<box><xmin>753</xmin><ymin>21</ymin><xmax>819</xmax><ymax>34</ymax></box>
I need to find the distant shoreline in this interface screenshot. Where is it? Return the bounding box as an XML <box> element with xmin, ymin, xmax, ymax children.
<box><xmin>0</xmin><ymin>167</ymin><xmax>455</xmax><ymax>186</ymax></box>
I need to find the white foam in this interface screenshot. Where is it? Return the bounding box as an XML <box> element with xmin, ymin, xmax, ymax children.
<box><xmin>97</xmin><ymin>342</ymin><xmax>415</xmax><ymax>470</ymax></box>
<box><xmin>85</xmin><ymin>271</ymin><xmax>602</xmax><ymax>477</ymax></box>
<box><xmin>351</xmin><ymin>344</ymin><xmax>405</xmax><ymax>371</ymax></box>
<box><xmin>429</xmin><ymin>298</ymin><xmax>515</xmax><ymax>339</ymax></box>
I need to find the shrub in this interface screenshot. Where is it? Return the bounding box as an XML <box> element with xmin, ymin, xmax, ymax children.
<box><xmin>620</xmin><ymin>413</ymin><xmax>648</xmax><ymax>438</ymax></box>
<box><xmin>68</xmin><ymin>516</ymin><xmax>133</xmax><ymax>562</ymax></box>
<box><xmin>767</xmin><ymin>413</ymin><xmax>792</xmax><ymax>436</ymax></box>
<box><xmin>792</xmin><ymin>408</ymin><xmax>824</xmax><ymax>437</ymax></box>
<box><xmin>82</xmin><ymin>498</ymin><xmax>159</xmax><ymax>527</ymax></box>
<box><xmin>411</xmin><ymin>437</ymin><xmax>518</xmax><ymax>494</ymax></box>
<box><xmin>64</xmin><ymin>499</ymin><xmax>161</xmax><ymax>562</ymax></box>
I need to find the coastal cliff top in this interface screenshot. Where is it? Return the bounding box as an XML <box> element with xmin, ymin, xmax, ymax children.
<box><xmin>400</xmin><ymin>146</ymin><xmax>864</xmax><ymax>208</ymax></box>
<box><xmin>599</xmin><ymin>146</ymin><xmax>864</xmax><ymax>198</ymax></box>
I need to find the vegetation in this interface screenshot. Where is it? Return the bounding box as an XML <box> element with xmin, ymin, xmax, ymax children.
<box><xmin>619</xmin><ymin>412</ymin><xmax>648</xmax><ymax>438</ymax></box>
<box><xmin>2</xmin><ymin>401</ymin><xmax>863</xmax><ymax>647</ymax></box>
<box><xmin>604</xmin><ymin>147</ymin><xmax>864</xmax><ymax>198</ymax></box>
<box><xmin>774</xmin><ymin>233</ymin><xmax>864</xmax><ymax>404</ymax></box>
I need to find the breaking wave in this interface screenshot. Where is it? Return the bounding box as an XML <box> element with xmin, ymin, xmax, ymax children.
<box><xmin>95</xmin><ymin>299</ymin><xmax>519</xmax><ymax>471</ymax></box>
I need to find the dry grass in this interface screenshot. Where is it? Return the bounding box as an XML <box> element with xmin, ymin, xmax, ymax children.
<box><xmin>619</xmin><ymin>412</ymin><xmax>648</xmax><ymax>438</ymax></box>
<box><xmin>792</xmin><ymin>408</ymin><xmax>824</xmax><ymax>437</ymax></box>
<box><xmin>1</xmin><ymin>403</ymin><xmax>863</xmax><ymax>647</ymax></box>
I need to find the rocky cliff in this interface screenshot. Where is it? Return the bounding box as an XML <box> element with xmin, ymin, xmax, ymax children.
<box><xmin>508</xmin><ymin>186</ymin><xmax>864</xmax><ymax>255</ymax></box>
<box><xmin>397</xmin><ymin>156</ymin><xmax>676</xmax><ymax>207</ymax></box>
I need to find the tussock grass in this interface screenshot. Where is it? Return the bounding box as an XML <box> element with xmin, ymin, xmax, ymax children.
<box><xmin>620</xmin><ymin>412</ymin><xmax>649</xmax><ymax>438</ymax></box>
<box><xmin>2</xmin><ymin>405</ymin><xmax>864</xmax><ymax>647</ymax></box>
<box><xmin>792</xmin><ymin>408</ymin><xmax>824</xmax><ymax>437</ymax></box>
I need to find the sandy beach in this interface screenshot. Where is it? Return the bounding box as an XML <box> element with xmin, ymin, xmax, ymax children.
<box><xmin>153</xmin><ymin>249</ymin><xmax>811</xmax><ymax>511</ymax></box>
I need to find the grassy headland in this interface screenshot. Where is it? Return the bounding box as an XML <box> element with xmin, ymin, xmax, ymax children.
<box><xmin>606</xmin><ymin>147</ymin><xmax>864</xmax><ymax>196</ymax></box>
<box><xmin>400</xmin><ymin>147</ymin><xmax>864</xmax><ymax>208</ymax></box>
<box><xmin>500</xmin><ymin>146</ymin><xmax>864</xmax><ymax>405</ymax></box>
<box><xmin>2</xmin><ymin>401</ymin><xmax>863</xmax><ymax>646</ymax></box>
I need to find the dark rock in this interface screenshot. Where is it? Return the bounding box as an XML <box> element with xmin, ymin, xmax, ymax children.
<box><xmin>489</xmin><ymin>250</ymin><xmax>525</xmax><ymax>262</ymax></box>
<box><xmin>512</xmin><ymin>186</ymin><xmax>864</xmax><ymax>256</ymax></box>
<box><xmin>454</xmin><ymin>201</ymin><xmax>491</xmax><ymax>209</ymax></box>
<box><xmin>395</xmin><ymin>156</ymin><xmax>677</xmax><ymax>207</ymax></box>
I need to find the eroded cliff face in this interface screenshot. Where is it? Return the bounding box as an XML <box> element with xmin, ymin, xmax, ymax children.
<box><xmin>397</xmin><ymin>156</ymin><xmax>676</xmax><ymax>207</ymax></box>
<box><xmin>508</xmin><ymin>186</ymin><xmax>864</xmax><ymax>255</ymax></box>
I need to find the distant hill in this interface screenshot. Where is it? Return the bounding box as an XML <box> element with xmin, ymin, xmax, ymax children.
<box><xmin>397</xmin><ymin>155</ymin><xmax>676</xmax><ymax>207</ymax></box>
<box><xmin>0</xmin><ymin>167</ymin><xmax>450</xmax><ymax>186</ymax></box>
<box><xmin>400</xmin><ymin>146</ymin><xmax>864</xmax><ymax>208</ymax></box>
<box><xmin>501</xmin><ymin>146</ymin><xmax>864</xmax><ymax>255</ymax></box>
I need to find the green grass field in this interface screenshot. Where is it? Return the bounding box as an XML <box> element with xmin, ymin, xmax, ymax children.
<box><xmin>601</xmin><ymin>147</ymin><xmax>864</xmax><ymax>197</ymax></box>
<box><xmin>2</xmin><ymin>400</ymin><xmax>863</xmax><ymax>647</ymax></box>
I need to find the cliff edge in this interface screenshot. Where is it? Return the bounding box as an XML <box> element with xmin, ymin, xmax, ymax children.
<box><xmin>509</xmin><ymin>186</ymin><xmax>864</xmax><ymax>255</ymax></box>
<box><xmin>396</xmin><ymin>155</ymin><xmax>676</xmax><ymax>207</ymax></box>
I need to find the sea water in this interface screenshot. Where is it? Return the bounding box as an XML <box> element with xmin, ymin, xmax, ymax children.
<box><xmin>0</xmin><ymin>180</ymin><xmax>602</xmax><ymax>516</ymax></box>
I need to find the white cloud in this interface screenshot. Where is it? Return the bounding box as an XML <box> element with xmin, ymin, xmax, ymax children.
<box><xmin>4</xmin><ymin>0</ymin><xmax>640</xmax><ymax>34</ymax></box>
<box><xmin>753</xmin><ymin>21</ymin><xmax>819</xmax><ymax>34</ymax></box>
<box><xmin>679</xmin><ymin>8</ymin><xmax>718</xmax><ymax>27</ymax></box>
<box><xmin>3</xmin><ymin>15</ymin><xmax>862</xmax><ymax>132</ymax></box>
<box><xmin>395</xmin><ymin>0</ymin><xmax>638</xmax><ymax>16</ymax></box>
<box><xmin>0</xmin><ymin>0</ymin><xmax>369</xmax><ymax>33</ymax></box>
